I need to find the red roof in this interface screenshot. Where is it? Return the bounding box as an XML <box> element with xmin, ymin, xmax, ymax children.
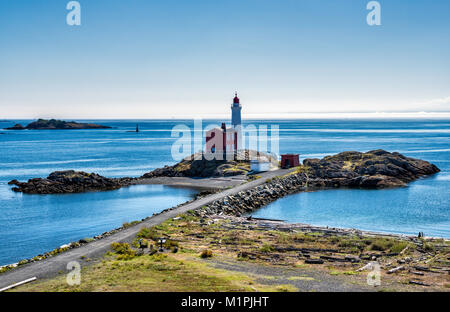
<box><xmin>233</xmin><ymin>92</ymin><xmax>239</xmax><ymax>104</ymax></box>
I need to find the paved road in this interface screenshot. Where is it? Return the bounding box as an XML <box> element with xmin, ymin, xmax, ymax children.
<box><xmin>0</xmin><ymin>168</ymin><xmax>293</xmax><ymax>289</ymax></box>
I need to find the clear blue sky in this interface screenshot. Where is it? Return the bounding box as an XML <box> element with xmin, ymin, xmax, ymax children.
<box><xmin>0</xmin><ymin>0</ymin><xmax>449</xmax><ymax>118</ymax></box>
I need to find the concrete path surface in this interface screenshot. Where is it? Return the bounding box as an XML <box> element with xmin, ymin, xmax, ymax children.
<box><xmin>0</xmin><ymin>168</ymin><xmax>293</xmax><ymax>289</ymax></box>
<box><xmin>136</xmin><ymin>175</ymin><xmax>249</xmax><ymax>189</ymax></box>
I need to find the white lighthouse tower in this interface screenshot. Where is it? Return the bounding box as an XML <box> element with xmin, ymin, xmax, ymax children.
<box><xmin>231</xmin><ymin>92</ymin><xmax>242</xmax><ymax>128</ymax></box>
<box><xmin>231</xmin><ymin>92</ymin><xmax>242</xmax><ymax>151</ymax></box>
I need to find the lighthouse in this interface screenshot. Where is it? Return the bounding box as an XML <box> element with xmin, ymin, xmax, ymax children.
<box><xmin>231</xmin><ymin>92</ymin><xmax>242</xmax><ymax>128</ymax></box>
<box><xmin>205</xmin><ymin>92</ymin><xmax>243</xmax><ymax>159</ymax></box>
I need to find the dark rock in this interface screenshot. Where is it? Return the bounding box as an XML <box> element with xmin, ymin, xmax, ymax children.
<box><xmin>409</xmin><ymin>280</ymin><xmax>430</xmax><ymax>286</ymax></box>
<box><xmin>305</xmin><ymin>259</ymin><xmax>324</xmax><ymax>264</ymax></box>
<box><xmin>5</xmin><ymin>124</ymin><xmax>25</xmax><ymax>130</ymax></box>
<box><xmin>9</xmin><ymin>170</ymin><xmax>123</xmax><ymax>194</ymax></box>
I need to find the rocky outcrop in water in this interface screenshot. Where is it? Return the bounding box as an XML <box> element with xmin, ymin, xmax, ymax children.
<box><xmin>5</xmin><ymin>124</ymin><xmax>26</xmax><ymax>130</ymax></box>
<box><xmin>302</xmin><ymin>149</ymin><xmax>440</xmax><ymax>188</ymax></box>
<box><xmin>4</xmin><ymin>119</ymin><xmax>111</xmax><ymax>130</ymax></box>
<box><xmin>196</xmin><ymin>150</ymin><xmax>440</xmax><ymax>217</ymax></box>
<box><xmin>8</xmin><ymin>170</ymin><xmax>134</xmax><ymax>194</ymax></box>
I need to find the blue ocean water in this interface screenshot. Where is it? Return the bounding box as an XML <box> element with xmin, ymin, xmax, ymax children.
<box><xmin>0</xmin><ymin>119</ymin><xmax>449</xmax><ymax>266</ymax></box>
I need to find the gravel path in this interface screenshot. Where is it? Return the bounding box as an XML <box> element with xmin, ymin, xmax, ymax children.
<box><xmin>206</xmin><ymin>258</ymin><xmax>374</xmax><ymax>292</ymax></box>
<box><xmin>0</xmin><ymin>168</ymin><xmax>292</xmax><ymax>289</ymax></box>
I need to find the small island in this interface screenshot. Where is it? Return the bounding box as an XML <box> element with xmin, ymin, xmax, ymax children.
<box><xmin>4</xmin><ymin>119</ymin><xmax>111</xmax><ymax>130</ymax></box>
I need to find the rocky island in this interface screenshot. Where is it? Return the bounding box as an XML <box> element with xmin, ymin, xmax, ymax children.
<box><xmin>4</xmin><ymin>119</ymin><xmax>111</xmax><ymax>130</ymax></box>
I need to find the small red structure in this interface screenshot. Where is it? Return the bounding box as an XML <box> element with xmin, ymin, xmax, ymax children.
<box><xmin>281</xmin><ymin>154</ymin><xmax>300</xmax><ymax>168</ymax></box>
<box><xmin>205</xmin><ymin>123</ymin><xmax>238</xmax><ymax>159</ymax></box>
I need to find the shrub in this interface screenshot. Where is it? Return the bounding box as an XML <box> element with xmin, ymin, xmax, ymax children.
<box><xmin>370</xmin><ymin>238</ymin><xmax>393</xmax><ymax>251</ymax></box>
<box><xmin>390</xmin><ymin>241</ymin><xmax>409</xmax><ymax>253</ymax></box>
<box><xmin>329</xmin><ymin>236</ymin><xmax>341</xmax><ymax>244</ymax></box>
<box><xmin>164</xmin><ymin>240</ymin><xmax>179</xmax><ymax>249</ymax></box>
<box><xmin>260</xmin><ymin>244</ymin><xmax>275</xmax><ymax>253</ymax></box>
<box><xmin>122</xmin><ymin>220</ymin><xmax>140</xmax><ymax>228</ymax></box>
<box><xmin>423</xmin><ymin>242</ymin><xmax>435</xmax><ymax>252</ymax></box>
<box><xmin>200</xmin><ymin>249</ymin><xmax>213</xmax><ymax>258</ymax></box>
<box><xmin>136</xmin><ymin>227</ymin><xmax>158</xmax><ymax>241</ymax></box>
<box><xmin>111</xmin><ymin>242</ymin><xmax>136</xmax><ymax>260</ymax></box>
<box><xmin>276</xmin><ymin>233</ymin><xmax>293</xmax><ymax>244</ymax></box>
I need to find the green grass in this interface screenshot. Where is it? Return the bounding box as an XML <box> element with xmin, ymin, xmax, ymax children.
<box><xmin>287</xmin><ymin>276</ymin><xmax>315</xmax><ymax>281</ymax></box>
<box><xmin>122</xmin><ymin>220</ymin><xmax>140</xmax><ymax>228</ymax></box>
<box><xmin>330</xmin><ymin>270</ymin><xmax>359</xmax><ymax>276</ymax></box>
<box><xmin>390</xmin><ymin>241</ymin><xmax>410</xmax><ymax>253</ymax></box>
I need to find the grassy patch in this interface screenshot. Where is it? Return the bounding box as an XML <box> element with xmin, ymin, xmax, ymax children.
<box><xmin>111</xmin><ymin>242</ymin><xmax>136</xmax><ymax>260</ymax></box>
<box><xmin>287</xmin><ymin>276</ymin><xmax>315</xmax><ymax>281</ymax></box>
<box><xmin>330</xmin><ymin>270</ymin><xmax>358</xmax><ymax>276</ymax></box>
<box><xmin>260</xmin><ymin>244</ymin><xmax>275</xmax><ymax>253</ymax></box>
<box><xmin>12</xmin><ymin>253</ymin><xmax>295</xmax><ymax>292</ymax></box>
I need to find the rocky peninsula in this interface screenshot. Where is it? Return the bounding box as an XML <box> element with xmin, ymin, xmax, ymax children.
<box><xmin>8</xmin><ymin>149</ymin><xmax>439</xmax><ymax>196</ymax></box>
<box><xmin>4</xmin><ymin>119</ymin><xmax>111</xmax><ymax>130</ymax></box>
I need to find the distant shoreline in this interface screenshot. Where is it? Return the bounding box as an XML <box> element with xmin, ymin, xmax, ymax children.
<box><xmin>3</xmin><ymin>119</ymin><xmax>111</xmax><ymax>130</ymax></box>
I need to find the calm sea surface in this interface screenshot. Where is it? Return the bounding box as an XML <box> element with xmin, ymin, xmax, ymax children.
<box><xmin>0</xmin><ymin>119</ymin><xmax>449</xmax><ymax>265</ymax></box>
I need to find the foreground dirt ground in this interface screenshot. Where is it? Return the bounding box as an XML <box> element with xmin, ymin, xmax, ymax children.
<box><xmin>13</xmin><ymin>214</ymin><xmax>450</xmax><ymax>292</ymax></box>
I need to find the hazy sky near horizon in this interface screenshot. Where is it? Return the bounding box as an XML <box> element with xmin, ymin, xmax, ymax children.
<box><xmin>1</xmin><ymin>0</ymin><xmax>449</xmax><ymax>119</ymax></box>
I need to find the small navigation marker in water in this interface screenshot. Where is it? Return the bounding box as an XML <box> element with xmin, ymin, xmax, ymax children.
<box><xmin>127</xmin><ymin>124</ymin><xmax>140</xmax><ymax>133</ymax></box>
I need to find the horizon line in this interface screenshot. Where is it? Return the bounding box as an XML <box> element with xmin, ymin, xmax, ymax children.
<box><xmin>2</xmin><ymin>112</ymin><xmax>450</xmax><ymax>120</ymax></box>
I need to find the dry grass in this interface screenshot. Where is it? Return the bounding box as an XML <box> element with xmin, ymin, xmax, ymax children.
<box><xmin>12</xmin><ymin>214</ymin><xmax>450</xmax><ymax>292</ymax></box>
<box><xmin>13</xmin><ymin>252</ymin><xmax>295</xmax><ymax>292</ymax></box>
